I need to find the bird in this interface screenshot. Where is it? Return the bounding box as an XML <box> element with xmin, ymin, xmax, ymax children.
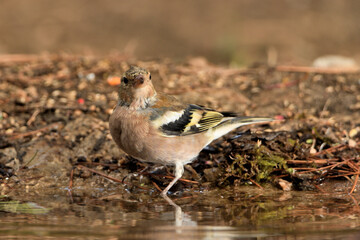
<box><xmin>109</xmin><ymin>66</ymin><xmax>273</xmax><ymax>196</ymax></box>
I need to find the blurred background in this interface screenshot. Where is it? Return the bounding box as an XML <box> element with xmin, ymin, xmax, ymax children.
<box><xmin>1</xmin><ymin>0</ymin><xmax>360</xmax><ymax>65</ymax></box>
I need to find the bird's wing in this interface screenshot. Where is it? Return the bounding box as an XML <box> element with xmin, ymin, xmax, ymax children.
<box><xmin>150</xmin><ymin>103</ymin><xmax>232</xmax><ymax>136</ymax></box>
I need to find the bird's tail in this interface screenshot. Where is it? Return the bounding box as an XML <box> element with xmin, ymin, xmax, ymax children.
<box><xmin>210</xmin><ymin>117</ymin><xmax>273</xmax><ymax>141</ymax></box>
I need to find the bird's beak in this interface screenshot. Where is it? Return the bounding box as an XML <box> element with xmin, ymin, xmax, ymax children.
<box><xmin>134</xmin><ymin>75</ymin><xmax>145</xmax><ymax>87</ymax></box>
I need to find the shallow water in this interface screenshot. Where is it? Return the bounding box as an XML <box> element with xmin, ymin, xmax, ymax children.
<box><xmin>1</xmin><ymin>187</ymin><xmax>360</xmax><ymax>239</ymax></box>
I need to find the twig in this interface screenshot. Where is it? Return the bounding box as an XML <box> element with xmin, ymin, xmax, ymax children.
<box><xmin>26</xmin><ymin>109</ymin><xmax>40</xmax><ymax>126</ymax></box>
<box><xmin>313</xmin><ymin>184</ymin><xmax>326</xmax><ymax>193</ymax></box>
<box><xmin>348</xmin><ymin>195</ymin><xmax>360</xmax><ymax>212</ymax></box>
<box><xmin>159</xmin><ymin>175</ymin><xmax>199</xmax><ymax>184</ymax></box>
<box><xmin>249</xmin><ymin>179</ymin><xmax>263</xmax><ymax>189</ymax></box>
<box><xmin>77</xmin><ymin>165</ymin><xmax>123</xmax><ymax>184</ymax></box>
<box><xmin>76</xmin><ymin>164</ymin><xmax>148</xmax><ymax>190</ymax></box>
<box><xmin>68</xmin><ymin>168</ymin><xmax>74</xmax><ymax>190</ymax></box>
<box><xmin>311</xmin><ymin>144</ymin><xmax>347</xmax><ymax>156</ymax></box>
<box><xmin>350</xmin><ymin>174</ymin><xmax>359</xmax><ymax>194</ymax></box>
<box><xmin>152</xmin><ymin>181</ymin><xmax>162</xmax><ymax>192</ymax></box>
<box><xmin>8</xmin><ymin>122</ymin><xmax>63</xmax><ymax>140</ymax></box>
<box><xmin>328</xmin><ymin>172</ymin><xmax>360</xmax><ymax>178</ymax></box>
<box><xmin>319</xmin><ymin>99</ymin><xmax>331</xmax><ymax>118</ymax></box>
<box><xmin>293</xmin><ymin>167</ymin><xmax>318</xmax><ymax>171</ymax></box>
<box><xmin>287</xmin><ymin>159</ymin><xmax>339</xmax><ymax>165</ymax></box>
<box><xmin>141</xmin><ymin>172</ymin><xmax>199</xmax><ymax>184</ymax></box>
<box><xmin>19</xmin><ymin>150</ymin><xmax>38</xmax><ymax>171</ymax></box>
<box><xmin>348</xmin><ymin>161</ymin><xmax>360</xmax><ymax>172</ymax></box>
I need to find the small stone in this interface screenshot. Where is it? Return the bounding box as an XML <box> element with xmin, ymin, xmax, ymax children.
<box><xmin>89</xmin><ymin>105</ymin><xmax>96</xmax><ymax>111</ymax></box>
<box><xmin>51</xmin><ymin>90</ymin><xmax>61</xmax><ymax>97</ymax></box>
<box><xmin>19</xmin><ymin>126</ymin><xmax>27</xmax><ymax>132</ymax></box>
<box><xmin>5</xmin><ymin>128</ymin><xmax>14</xmax><ymax>134</ymax></box>
<box><xmin>106</xmin><ymin>108</ymin><xmax>113</xmax><ymax>115</ymax></box>
<box><xmin>86</xmin><ymin>73</ymin><xmax>96</xmax><ymax>82</ymax></box>
<box><xmin>46</xmin><ymin>98</ymin><xmax>56</xmax><ymax>108</ymax></box>
<box><xmin>78</xmin><ymin>81</ymin><xmax>87</xmax><ymax>90</ymax></box>
<box><xmin>277</xmin><ymin>179</ymin><xmax>292</xmax><ymax>191</ymax></box>
<box><xmin>59</xmin><ymin>98</ymin><xmax>68</xmax><ymax>104</ymax></box>
<box><xmin>310</xmin><ymin>147</ymin><xmax>317</xmax><ymax>154</ymax></box>
<box><xmin>349</xmin><ymin>139</ymin><xmax>357</xmax><ymax>148</ymax></box>
<box><xmin>67</xmin><ymin>90</ymin><xmax>77</xmax><ymax>101</ymax></box>
<box><xmin>73</xmin><ymin>110</ymin><xmax>83</xmax><ymax>117</ymax></box>
<box><xmin>349</xmin><ymin>128</ymin><xmax>358</xmax><ymax>138</ymax></box>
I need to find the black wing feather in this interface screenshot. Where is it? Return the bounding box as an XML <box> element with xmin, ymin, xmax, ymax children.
<box><xmin>160</xmin><ymin>104</ymin><xmax>203</xmax><ymax>135</ymax></box>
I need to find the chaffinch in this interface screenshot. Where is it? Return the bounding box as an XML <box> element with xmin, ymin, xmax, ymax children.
<box><xmin>109</xmin><ymin>66</ymin><xmax>273</xmax><ymax>196</ymax></box>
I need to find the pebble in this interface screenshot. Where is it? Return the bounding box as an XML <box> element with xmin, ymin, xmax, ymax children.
<box><xmin>349</xmin><ymin>128</ymin><xmax>358</xmax><ymax>138</ymax></box>
<box><xmin>349</xmin><ymin>139</ymin><xmax>357</xmax><ymax>148</ymax></box>
<box><xmin>19</xmin><ymin>126</ymin><xmax>27</xmax><ymax>132</ymax></box>
<box><xmin>46</xmin><ymin>98</ymin><xmax>56</xmax><ymax>108</ymax></box>
<box><xmin>73</xmin><ymin>110</ymin><xmax>83</xmax><ymax>117</ymax></box>
<box><xmin>78</xmin><ymin>81</ymin><xmax>87</xmax><ymax>90</ymax></box>
<box><xmin>5</xmin><ymin>128</ymin><xmax>14</xmax><ymax>134</ymax></box>
<box><xmin>67</xmin><ymin>90</ymin><xmax>77</xmax><ymax>101</ymax></box>
<box><xmin>52</xmin><ymin>90</ymin><xmax>61</xmax><ymax>97</ymax></box>
<box><xmin>89</xmin><ymin>105</ymin><xmax>96</xmax><ymax>111</ymax></box>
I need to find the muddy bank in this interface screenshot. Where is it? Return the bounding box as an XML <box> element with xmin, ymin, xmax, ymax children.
<box><xmin>0</xmin><ymin>54</ymin><xmax>359</xmax><ymax>198</ymax></box>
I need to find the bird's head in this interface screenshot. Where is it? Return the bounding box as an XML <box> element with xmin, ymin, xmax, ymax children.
<box><xmin>118</xmin><ymin>66</ymin><xmax>156</xmax><ymax>109</ymax></box>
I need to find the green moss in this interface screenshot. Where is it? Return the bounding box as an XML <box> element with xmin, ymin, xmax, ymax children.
<box><xmin>254</xmin><ymin>145</ymin><xmax>288</xmax><ymax>182</ymax></box>
<box><xmin>0</xmin><ymin>201</ymin><xmax>50</xmax><ymax>214</ymax></box>
<box><xmin>287</xmin><ymin>138</ymin><xmax>297</xmax><ymax>147</ymax></box>
<box><xmin>222</xmin><ymin>145</ymin><xmax>291</xmax><ymax>185</ymax></box>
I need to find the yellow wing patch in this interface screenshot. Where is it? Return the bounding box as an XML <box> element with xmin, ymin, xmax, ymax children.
<box><xmin>155</xmin><ymin>104</ymin><xmax>227</xmax><ymax>136</ymax></box>
<box><xmin>183</xmin><ymin>109</ymin><xmax>224</xmax><ymax>135</ymax></box>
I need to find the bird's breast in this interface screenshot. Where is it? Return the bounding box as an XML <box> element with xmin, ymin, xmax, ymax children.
<box><xmin>109</xmin><ymin>106</ymin><xmax>150</xmax><ymax>156</ymax></box>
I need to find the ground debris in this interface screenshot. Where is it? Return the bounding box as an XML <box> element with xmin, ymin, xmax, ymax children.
<box><xmin>0</xmin><ymin>54</ymin><xmax>359</xmax><ymax>195</ymax></box>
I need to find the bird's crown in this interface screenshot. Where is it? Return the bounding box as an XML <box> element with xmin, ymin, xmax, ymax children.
<box><xmin>124</xmin><ymin>66</ymin><xmax>149</xmax><ymax>80</ymax></box>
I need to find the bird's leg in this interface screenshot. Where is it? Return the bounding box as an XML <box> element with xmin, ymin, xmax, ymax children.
<box><xmin>160</xmin><ymin>162</ymin><xmax>184</xmax><ymax>196</ymax></box>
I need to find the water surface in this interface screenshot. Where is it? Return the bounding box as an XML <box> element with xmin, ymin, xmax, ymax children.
<box><xmin>1</xmin><ymin>187</ymin><xmax>360</xmax><ymax>239</ymax></box>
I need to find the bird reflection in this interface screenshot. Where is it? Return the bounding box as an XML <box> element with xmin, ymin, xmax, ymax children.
<box><xmin>162</xmin><ymin>194</ymin><xmax>197</xmax><ymax>230</ymax></box>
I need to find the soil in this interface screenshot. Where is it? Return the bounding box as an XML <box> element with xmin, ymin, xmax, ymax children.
<box><xmin>1</xmin><ymin>54</ymin><xmax>360</xmax><ymax>199</ymax></box>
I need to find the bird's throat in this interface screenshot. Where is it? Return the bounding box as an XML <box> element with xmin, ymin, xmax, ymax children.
<box><xmin>118</xmin><ymin>86</ymin><xmax>157</xmax><ymax>110</ymax></box>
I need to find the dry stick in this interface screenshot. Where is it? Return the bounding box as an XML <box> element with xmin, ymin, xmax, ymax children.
<box><xmin>249</xmin><ymin>179</ymin><xmax>263</xmax><ymax>189</ymax></box>
<box><xmin>18</xmin><ymin>150</ymin><xmax>38</xmax><ymax>171</ymax></box>
<box><xmin>8</xmin><ymin>122</ymin><xmax>63</xmax><ymax>140</ymax></box>
<box><xmin>76</xmin><ymin>164</ymin><xmax>148</xmax><ymax>190</ymax></box>
<box><xmin>141</xmin><ymin>172</ymin><xmax>199</xmax><ymax>184</ymax></box>
<box><xmin>344</xmin><ymin>175</ymin><xmax>354</xmax><ymax>184</ymax></box>
<box><xmin>312</xmin><ymin>144</ymin><xmax>348</xmax><ymax>156</ymax></box>
<box><xmin>26</xmin><ymin>109</ymin><xmax>40</xmax><ymax>126</ymax></box>
<box><xmin>348</xmin><ymin>161</ymin><xmax>360</xmax><ymax>171</ymax></box>
<box><xmin>78</xmin><ymin>162</ymin><xmax>120</xmax><ymax>168</ymax></box>
<box><xmin>77</xmin><ymin>165</ymin><xmax>126</xmax><ymax>184</ymax></box>
<box><xmin>68</xmin><ymin>168</ymin><xmax>74</xmax><ymax>190</ymax></box>
<box><xmin>348</xmin><ymin>195</ymin><xmax>360</xmax><ymax>212</ymax></box>
<box><xmin>152</xmin><ymin>181</ymin><xmax>162</xmax><ymax>192</ymax></box>
<box><xmin>313</xmin><ymin>184</ymin><xmax>326</xmax><ymax>193</ymax></box>
<box><xmin>293</xmin><ymin>167</ymin><xmax>318</xmax><ymax>171</ymax></box>
<box><xmin>287</xmin><ymin>159</ymin><xmax>339</xmax><ymax>165</ymax></box>
<box><xmin>295</xmin><ymin>161</ymin><xmax>347</xmax><ymax>174</ymax></box>
<box><xmin>350</xmin><ymin>174</ymin><xmax>359</xmax><ymax>194</ymax></box>
<box><xmin>328</xmin><ymin>172</ymin><xmax>360</xmax><ymax>178</ymax></box>
<box><xmin>161</xmin><ymin>175</ymin><xmax>198</xmax><ymax>184</ymax></box>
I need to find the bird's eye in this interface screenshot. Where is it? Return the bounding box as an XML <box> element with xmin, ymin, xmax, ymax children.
<box><xmin>122</xmin><ymin>77</ymin><xmax>128</xmax><ymax>84</ymax></box>
<box><xmin>149</xmin><ymin>74</ymin><xmax>151</xmax><ymax>80</ymax></box>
